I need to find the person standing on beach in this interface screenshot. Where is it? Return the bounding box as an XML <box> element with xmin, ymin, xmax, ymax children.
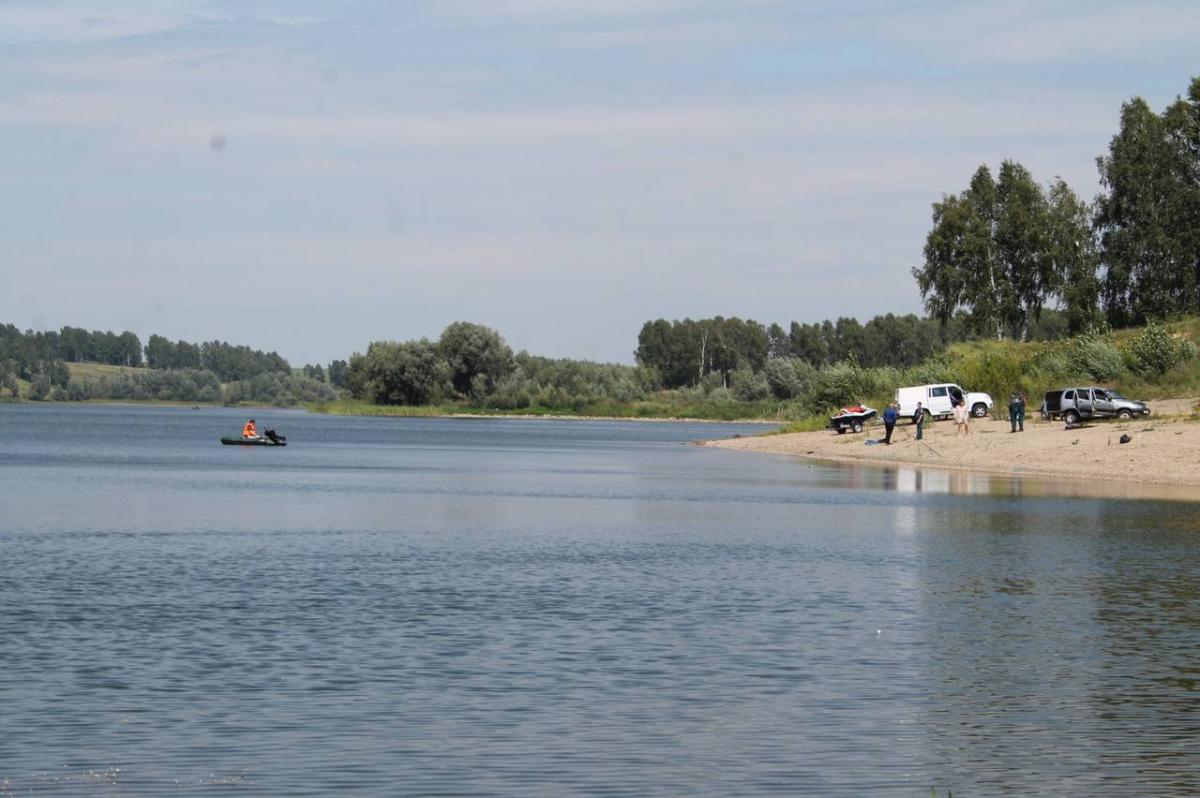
<box><xmin>883</xmin><ymin>402</ymin><xmax>898</xmax><ymax>445</ymax></box>
<box><xmin>1015</xmin><ymin>391</ymin><xmax>1026</xmax><ymax>432</ymax></box>
<box><xmin>954</xmin><ymin>399</ymin><xmax>970</xmax><ymax>436</ymax></box>
<box><xmin>1008</xmin><ymin>392</ymin><xmax>1024</xmax><ymax>433</ymax></box>
<box><xmin>913</xmin><ymin>401</ymin><xmax>924</xmax><ymax>440</ymax></box>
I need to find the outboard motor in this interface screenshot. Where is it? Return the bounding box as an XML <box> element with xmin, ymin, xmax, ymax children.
<box><xmin>265</xmin><ymin>428</ymin><xmax>286</xmax><ymax>444</ymax></box>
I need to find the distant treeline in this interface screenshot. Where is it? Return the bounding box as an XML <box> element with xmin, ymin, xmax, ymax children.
<box><xmin>0</xmin><ymin>324</ymin><xmax>294</xmax><ymax>383</ymax></box>
<box><xmin>24</xmin><ymin>367</ymin><xmax>336</xmax><ymax>406</ymax></box>
<box><xmin>634</xmin><ymin>311</ymin><xmax>1068</xmax><ymax>391</ymax></box>
<box><xmin>0</xmin><ymin>323</ymin><xmax>341</xmax><ymax>406</ymax></box>
<box><xmin>344</xmin><ymin>308</ymin><xmax>1133</xmax><ymax>419</ymax></box>
<box><xmin>347</xmin><ymin>321</ymin><xmax>663</xmax><ymax>412</ymax></box>
<box><xmin>0</xmin><ymin>323</ymin><xmax>143</xmax><ymax>375</ymax></box>
<box><xmin>143</xmin><ymin>335</ymin><xmax>290</xmax><ymax>381</ymax></box>
<box><xmin>916</xmin><ymin>75</ymin><xmax>1200</xmax><ymax>340</ymax></box>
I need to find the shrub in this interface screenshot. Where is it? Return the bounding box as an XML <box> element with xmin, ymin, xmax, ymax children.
<box><xmin>1067</xmin><ymin>335</ymin><xmax>1123</xmax><ymax>382</ymax></box>
<box><xmin>485</xmin><ymin>370</ymin><xmax>534</xmax><ymax>410</ymax></box>
<box><xmin>707</xmin><ymin>387</ymin><xmax>734</xmax><ymax>404</ymax></box>
<box><xmin>953</xmin><ymin>344</ymin><xmax>1027</xmax><ymax>403</ymax></box>
<box><xmin>699</xmin><ymin>371</ymin><xmax>726</xmax><ymax>393</ymax></box>
<box><xmin>901</xmin><ymin>354</ymin><xmax>956</xmax><ymax>387</ymax></box>
<box><xmin>764</xmin><ymin>357</ymin><xmax>816</xmax><ymax>400</ymax></box>
<box><xmin>730</xmin><ymin>367</ymin><xmax>771</xmax><ymax>401</ymax></box>
<box><xmin>1125</xmin><ymin>321</ymin><xmax>1192</xmax><ymax>377</ymax></box>
<box><xmin>29</xmin><ymin>373</ymin><xmax>50</xmax><ymax>400</ymax></box>
<box><xmin>807</xmin><ymin>362</ymin><xmax>898</xmax><ymax>413</ymax></box>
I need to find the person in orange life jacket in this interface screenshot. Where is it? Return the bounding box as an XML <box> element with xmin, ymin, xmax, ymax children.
<box><xmin>242</xmin><ymin>419</ymin><xmax>257</xmax><ymax>438</ymax></box>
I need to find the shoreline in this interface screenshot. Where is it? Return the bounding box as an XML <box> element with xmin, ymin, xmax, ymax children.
<box><xmin>705</xmin><ymin>401</ymin><xmax>1200</xmax><ymax>499</ymax></box>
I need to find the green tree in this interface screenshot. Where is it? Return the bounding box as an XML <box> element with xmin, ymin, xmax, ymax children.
<box><xmin>1</xmin><ymin>362</ymin><xmax>18</xmax><ymax>398</ymax></box>
<box><xmin>764</xmin><ymin>357</ymin><xmax>815</xmax><ymax>400</ymax></box>
<box><xmin>118</xmin><ymin>332</ymin><xmax>143</xmax><ymax>367</ymax></box>
<box><xmin>437</xmin><ymin>322</ymin><xmax>514</xmax><ymax>397</ymax></box>
<box><xmin>995</xmin><ymin>161</ymin><xmax>1057</xmax><ymax>339</ymax></box>
<box><xmin>328</xmin><ymin>359</ymin><xmax>349</xmax><ymax>389</ymax></box>
<box><xmin>144</xmin><ymin>335</ymin><xmax>176</xmax><ymax>369</ymax></box>
<box><xmin>787</xmin><ymin>321</ymin><xmax>829</xmax><ymax>367</ymax></box>
<box><xmin>914</xmin><ymin>166</ymin><xmax>1008</xmax><ymax>339</ymax></box>
<box><xmin>1046</xmin><ymin>180</ymin><xmax>1101</xmax><ymax>333</ymax></box>
<box><xmin>348</xmin><ymin>340</ymin><xmax>449</xmax><ymax>405</ymax></box>
<box><xmin>29</xmin><ymin>372</ymin><xmax>50</xmax><ymax>400</ymax></box>
<box><xmin>916</xmin><ymin>162</ymin><xmax>1093</xmax><ymax>340</ymax></box>
<box><xmin>1095</xmin><ymin>80</ymin><xmax>1200</xmax><ymax>324</ymax></box>
<box><xmin>635</xmin><ymin>319</ymin><xmax>701</xmax><ymax>388</ymax></box>
<box><xmin>766</xmin><ymin>323</ymin><xmax>789</xmax><ymax>359</ymax></box>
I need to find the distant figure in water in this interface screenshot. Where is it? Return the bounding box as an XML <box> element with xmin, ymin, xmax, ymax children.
<box><xmin>243</xmin><ymin>419</ymin><xmax>257</xmax><ymax>438</ymax></box>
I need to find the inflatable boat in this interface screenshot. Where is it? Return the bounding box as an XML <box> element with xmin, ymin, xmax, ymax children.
<box><xmin>221</xmin><ymin>430</ymin><xmax>287</xmax><ymax>446</ymax></box>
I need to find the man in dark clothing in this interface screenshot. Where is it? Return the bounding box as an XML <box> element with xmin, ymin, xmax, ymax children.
<box><xmin>1009</xmin><ymin>392</ymin><xmax>1026</xmax><ymax>432</ymax></box>
<box><xmin>913</xmin><ymin>401</ymin><xmax>924</xmax><ymax>440</ymax></box>
<box><xmin>883</xmin><ymin>402</ymin><xmax>898</xmax><ymax>445</ymax></box>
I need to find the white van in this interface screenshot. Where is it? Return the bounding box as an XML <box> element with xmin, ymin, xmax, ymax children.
<box><xmin>895</xmin><ymin>383</ymin><xmax>993</xmax><ymax>420</ymax></box>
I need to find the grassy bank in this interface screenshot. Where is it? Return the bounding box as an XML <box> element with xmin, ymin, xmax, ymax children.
<box><xmin>793</xmin><ymin>318</ymin><xmax>1200</xmax><ymax>423</ymax></box>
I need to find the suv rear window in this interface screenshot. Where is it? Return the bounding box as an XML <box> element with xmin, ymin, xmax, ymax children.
<box><xmin>1063</xmin><ymin>390</ymin><xmax>1074</xmax><ymax>400</ymax></box>
<box><xmin>930</xmin><ymin>387</ymin><xmax>947</xmax><ymax>397</ymax></box>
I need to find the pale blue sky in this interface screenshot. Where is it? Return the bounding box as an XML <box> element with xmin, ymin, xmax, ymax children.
<box><xmin>2</xmin><ymin>1</ymin><xmax>1197</xmax><ymax>364</ymax></box>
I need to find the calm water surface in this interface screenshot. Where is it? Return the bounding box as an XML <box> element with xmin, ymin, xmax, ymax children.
<box><xmin>2</xmin><ymin>404</ymin><xmax>1199</xmax><ymax>796</ymax></box>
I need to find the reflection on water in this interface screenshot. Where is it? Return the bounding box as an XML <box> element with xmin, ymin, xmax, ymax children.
<box><xmin>832</xmin><ymin>461</ymin><xmax>1200</xmax><ymax>503</ymax></box>
<box><xmin>2</xmin><ymin>405</ymin><xmax>1199</xmax><ymax>796</ymax></box>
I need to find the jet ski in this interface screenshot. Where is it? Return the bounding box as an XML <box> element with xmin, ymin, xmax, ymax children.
<box><xmin>221</xmin><ymin>428</ymin><xmax>287</xmax><ymax>446</ymax></box>
<box><xmin>830</xmin><ymin>405</ymin><xmax>876</xmax><ymax>434</ymax></box>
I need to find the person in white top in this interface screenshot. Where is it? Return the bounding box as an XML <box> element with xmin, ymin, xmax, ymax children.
<box><xmin>954</xmin><ymin>399</ymin><xmax>970</xmax><ymax>436</ymax></box>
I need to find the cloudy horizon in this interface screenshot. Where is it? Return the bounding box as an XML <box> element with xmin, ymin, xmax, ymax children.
<box><xmin>2</xmin><ymin>1</ymin><xmax>1197</xmax><ymax>365</ymax></box>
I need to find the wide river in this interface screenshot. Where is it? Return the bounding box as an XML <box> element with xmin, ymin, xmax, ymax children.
<box><xmin>2</xmin><ymin>404</ymin><xmax>1198</xmax><ymax>796</ymax></box>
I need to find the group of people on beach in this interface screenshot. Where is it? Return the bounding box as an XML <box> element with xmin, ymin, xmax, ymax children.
<box><xmin>881</xmin><ymin>400</ymin><xmax>937</xmax><ymax>444</ymax></box>
<box><xmin>879</xmin><ymin>391</ymin><xmax>1027</xmax><ymax>444</ymax></box>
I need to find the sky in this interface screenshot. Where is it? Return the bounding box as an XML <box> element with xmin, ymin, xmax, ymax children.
<box><xmin>1</xmin><ymin>1</ymin><xmax>1197</xmax><ymax>365</ymax></box>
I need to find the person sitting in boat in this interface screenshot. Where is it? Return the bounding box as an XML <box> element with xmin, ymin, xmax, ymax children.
<box><xmin>242</xmin><ymin>419</ymin><xmax>257</xmax><ymax>438</ymax></box>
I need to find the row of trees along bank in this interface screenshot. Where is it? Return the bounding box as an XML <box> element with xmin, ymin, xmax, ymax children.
<box><xmin>916</xmin><ymin>75</ymin><xmax>1200</xmax><ymax>340</ymax></box>
<box><xmin>0</xmin><ymin>324</ymin><xmax>344</xmax><ymax>405</ymax></box>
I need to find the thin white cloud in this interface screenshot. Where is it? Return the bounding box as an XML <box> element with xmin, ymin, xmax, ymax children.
<box><xmin>873</xmin><ymin>0</ymin><xmax>1200</xmax><ymax>66</ymax></box>
<box><xmin>0</xmin><ymin>3</ymin><xmax>194</xmax><ymax>45</ymax></box>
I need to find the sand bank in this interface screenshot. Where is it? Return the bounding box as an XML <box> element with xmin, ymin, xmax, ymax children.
<box><xmin>706</xmin><ymin>399</ymin><xmax>1200</xmax><ymax>498</ymax></box>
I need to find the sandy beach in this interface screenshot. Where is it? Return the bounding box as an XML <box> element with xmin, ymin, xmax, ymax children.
<box><xmin>706</xmin><ymin>399</ymin><xmax>1200</xmax><ymax>497</ymax></box>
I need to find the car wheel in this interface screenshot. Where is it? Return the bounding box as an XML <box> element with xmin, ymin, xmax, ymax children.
<box><xmin>1117</xmin><ymin>409</ymin><xmax>1132</xmax><ymax>420</ymax></box>
<box><xmin>1064</xmin><ymin>410</ymin><xmax>1080</xmax><ymax>425</ymax></box>
<box><xmin>851</xmin><ymin>421</ymin><xmax>864</xmax><ymax>433</ymax></box>
<box><xmin>836</xmin><ymin>426</ymin><xmax>846</xmax><ymax>434</ymax></box>
<box><xmin>971</xmin><ymin>403</ymin><xmax>988</xmax><ymax>418</ymax></box>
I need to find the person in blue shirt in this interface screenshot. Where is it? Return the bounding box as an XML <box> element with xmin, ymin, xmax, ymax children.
<box><xmin>883</xmin><ymin>402</ymin><xmax>898</xmax><ymax>445</ymax></box>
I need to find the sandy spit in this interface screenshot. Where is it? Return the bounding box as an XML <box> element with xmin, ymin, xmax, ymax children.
<box><xmin>705</xmin><ymin>399</ymin><xmax>1200</xmax><ymax>498</ymax></box>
